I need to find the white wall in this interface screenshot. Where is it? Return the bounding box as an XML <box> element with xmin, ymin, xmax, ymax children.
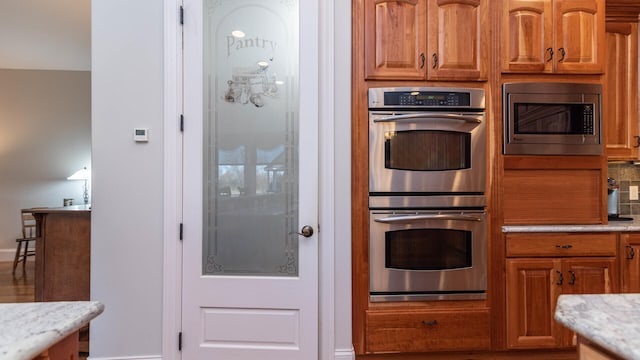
<box><xmin>90</xmin><ymin>0</ymin><xmax>164</xmax><ymax>357</ymax></box>
<box><xmin>0</xmin><ymin>69</ymin><xmax>91</xmax><ymax>258</ymax></box>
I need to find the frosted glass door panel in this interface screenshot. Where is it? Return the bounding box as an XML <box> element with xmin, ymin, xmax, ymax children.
<box><xmin>203</xmin><ymin>0</ymin><xmax>299</xmax><ymax>276</ymax></box>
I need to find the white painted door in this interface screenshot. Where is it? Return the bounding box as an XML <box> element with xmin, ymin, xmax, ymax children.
<box><xmin>181</xmin><ymin>0</ymin><xmax>318</xmax><ymax>359</ymax></box>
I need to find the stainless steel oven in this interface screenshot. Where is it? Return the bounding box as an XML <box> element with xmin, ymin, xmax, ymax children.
<box><xmin>369</xmin><ymin>209</ymin><xmax>487</xmax><ymax>301</ymax></box>
<box><xmin>368</xmin><ymin>87</ymin><xmax>487</xmax><ymax>301</ymax></box>
<box><xmin>369</xmin><ymin>87</ymin><xmax>486</xmax><ymax>201</ymax></box>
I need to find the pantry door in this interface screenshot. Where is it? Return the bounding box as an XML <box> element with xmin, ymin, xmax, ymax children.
<box><xmin>181</xmin><ymin>0</ymin><xmax>319</xmax><ymax>359</ymax></box>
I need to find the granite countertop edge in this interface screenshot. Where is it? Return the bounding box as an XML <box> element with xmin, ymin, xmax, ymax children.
<box><xmin>555</xmin><ymin>294</ymin><xmax>640</xmax><ymax>359</ymax></box>
<box><xmin>503</xmin><ymin>216</ymin><xmax>640</xmax><ymax>232</ymax></box>
<box><xmin>0</xmin><ymin>301</ymin><xmax>104</xmax><ymax>360</ymax></box>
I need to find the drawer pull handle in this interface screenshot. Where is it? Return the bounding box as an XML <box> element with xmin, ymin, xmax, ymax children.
<box><xmin>627</xmin><ymin>245</ymin><xmax>636</xmax><ymax>260</ymax></box>
<box><xmin>556</xmin><ymin>244</ymin><xmax>573</xmax><ymax>249</ymax></box>
<box><xmin>556</xmin><ymin>270</ymin><xmax>563</xmax><ymax>285</ymax></box>
<box><xmin>422</xmin><ymin>320</ymin><xmax>438</xmax><ymax>326</ymax></box>
<box><xmin>568</xmin><ymin>270</ymin><xmax>576</xmax><ymax>285</ymax></box>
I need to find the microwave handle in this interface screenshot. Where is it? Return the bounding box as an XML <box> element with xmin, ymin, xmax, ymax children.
<box><xmin>373</xmin><ymin>113</ymin><xmax>482</xmax><ymax>124</ymax></box>
<box><xmin>374</xmin><ymin>213</ymin><xmax>484</xmax><ymax>223</ymax></box>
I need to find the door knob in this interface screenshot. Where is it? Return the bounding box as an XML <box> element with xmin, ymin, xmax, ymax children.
<box><xmin>297</xmin><ymin>225</ymin><xmax>314</xmax><ymax>238</ymax></box>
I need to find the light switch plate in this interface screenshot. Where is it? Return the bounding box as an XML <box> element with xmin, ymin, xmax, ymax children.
<box><xmin>631</xmin><ymin>186</ymin><xmax>639</xmax><ymax>201</ymax></box>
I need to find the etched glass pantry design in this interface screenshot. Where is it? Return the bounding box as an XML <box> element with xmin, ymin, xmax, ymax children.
<box><xmin>203</xmin><ymin>0</ymin><xmax>299</xmax><ymax>276</ymax></box>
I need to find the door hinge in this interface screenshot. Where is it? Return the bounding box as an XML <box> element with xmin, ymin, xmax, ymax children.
<box><xmin>179</xmin><ymin>223</ymin><xmax>183</xmax><ymax>241</ymax></box>
<box><xmin>179</xmin><ymin>6</ymin><xmax>184</xmax><ymax>25</ymax></box>
<box><xmin>180</xmin><ymin>114</ymin><xmax>184</xmax><ymax>132</ymax></box>
<box><xmin>178</xmin><ymin>331</ymin><xmax>182</xmax><ymax>351</ymax></box>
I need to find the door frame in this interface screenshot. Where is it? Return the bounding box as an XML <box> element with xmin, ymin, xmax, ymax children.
<box><xmin>161</xmin><ymin>1</ymin><xmax>354</xmax><ymax>360</ymax></box>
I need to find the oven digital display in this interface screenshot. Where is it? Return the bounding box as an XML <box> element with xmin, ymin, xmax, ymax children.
<box><xmin>384</xmin><ymin>91</ymin><xmax>471</xmax><ymax>107</ymax></box>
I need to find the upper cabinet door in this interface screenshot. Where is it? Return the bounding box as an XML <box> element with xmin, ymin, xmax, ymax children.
<box><xmin>553</xmin><ymin>0</ymin><xmax>604</xmax><ymax>73</ymax></box>
<box><xmin>427</xmin><ymin>0</ymin><xmax>488</xmax><ymax>81</ymax></box>
<box><xmin>605</xmin><ymin>22</ymin><xmax>639</xmax><ymax>160</ymax></box>
<box><xmin>502</xmin><ymin>0</ymin><xmax>553</xmax><ymax>73</ymax></box>
<box><xmin>364</xmin><ymin>0</ymin><xmax>427</xmax><ymax>80</ymax></box>
<box><xmin>502</xmin><ymin>0</ymin><xmax>604</xmax><ymax>74</ymax></box>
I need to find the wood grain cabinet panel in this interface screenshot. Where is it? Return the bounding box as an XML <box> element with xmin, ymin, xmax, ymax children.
<box><xmin>365</xmin><ymin>309</ymin><xmax>491</xmax><ymax>353</ymax></box>
<box><xmin>620</xmin><ymin>233</ymin><xmax>640</xmax><ymax>293</ymax></box>
<box><xmin>427</xmin><ymin>0</ymin><xmax>488</xmax><ymax>80</ymax></box>
<box><xmin>502</xmin><ymin>0</ymin><xmax>604</xmax><ymax>73</ymax></box>
<box><xmin>503</xmin><ymin>169</ymin><xmax>603</xmax><ymax>225</ymax></box>
<box><xmin>364</xmin><ymin>0</ymin><xmax>427</xmax><ymax>80</ymax></box>
<box><xmin>363</xmin><ymin>0</ymin><xmax>488</xmax><ymax>81</ymax></box>
<box><xmin>506</xmin><ymin>259</ymin><xmax>563</xmax><ymax>349</ymax></box>
<box><xmin>604</xmin><ymin>22</ymin><xmax>639</xmax><ymax>160</ymax></box>
<box><xmin>506</xmin><ymin>233</ymin><xmax>617</xmax><ymax>350</ymax></box>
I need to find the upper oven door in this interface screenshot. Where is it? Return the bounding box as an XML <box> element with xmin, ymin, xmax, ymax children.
<box><xmin>369</xmin><ymin>111</ymin><xmax>486</xmax><ymax>194</ymax></box>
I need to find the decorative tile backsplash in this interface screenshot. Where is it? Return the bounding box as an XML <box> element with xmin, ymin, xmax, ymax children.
<box><xmin>608</xmin><ymin>163</ymin><xmax>640</xmax><ymax>215</ymax></box>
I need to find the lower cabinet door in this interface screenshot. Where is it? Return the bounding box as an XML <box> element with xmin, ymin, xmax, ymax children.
<box><xmin>506</xmin><ymin>258</ymin><xmax>564</xmax><ymax>349</ymax></box>
<box><xmin>365</xmin><ymin>308</ymin><xmax>490</xmax><ymax>353</ymax></box>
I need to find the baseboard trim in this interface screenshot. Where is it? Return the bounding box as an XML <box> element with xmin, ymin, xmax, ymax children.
<box><xmin>88</xmin><ymin>355</ymin><xmax>162</xmax><ymax>360</ymax></box>
<box><xmin>0</xmin><ymin>249</ymin><xmax>17</xmax><ymax>262</ymax></box>
<box><xmin>335</xmin><ymin>347</ymin><xmax>356</xmax><ymax>360</ymax></box>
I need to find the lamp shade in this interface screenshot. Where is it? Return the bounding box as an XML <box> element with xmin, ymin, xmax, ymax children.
<box><xmin>67</xmin><ymin>167</ymin><xmax>90</xmax><ymax>180</ymax></box>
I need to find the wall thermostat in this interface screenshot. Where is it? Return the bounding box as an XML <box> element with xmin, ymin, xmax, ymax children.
<box><xmin>134</xmin><ymin>128</ymin><xmax>149</xmax><ymax>142</ymax></box>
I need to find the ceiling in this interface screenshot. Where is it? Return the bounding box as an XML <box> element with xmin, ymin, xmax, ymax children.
<box><xmin>0</xmin><ymin>0</ymin><xmax>91</xmax><ymax>71</ymax></box>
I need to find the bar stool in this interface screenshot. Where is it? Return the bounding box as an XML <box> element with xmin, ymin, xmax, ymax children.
<box><xmin>12</xmin><ymin>210</ymin><xmax>37</xmax><ymax>274</ymax></box>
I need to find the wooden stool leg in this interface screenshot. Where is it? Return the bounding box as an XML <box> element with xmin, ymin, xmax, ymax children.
<box><xmin>22</xmin><ymin>240</ymin><xmax>28</xmax><ymax>272</ymax></box>
<box><xmin>12</xmin><ymin>241</ymin><xmax>22</xmax><ymax>274</ymax></box>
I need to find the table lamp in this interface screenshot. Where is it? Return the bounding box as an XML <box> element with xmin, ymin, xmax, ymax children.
<box><xmin>67</xmin><ymin>167</ymin><xmax>90</xmax><ymax>204</ymax></box>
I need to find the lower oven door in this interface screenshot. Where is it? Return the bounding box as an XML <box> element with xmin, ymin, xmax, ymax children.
<box><xmin>369</xmin><ymin>210</ymin><xmax>487</xmax><ymax>301</ymax></box>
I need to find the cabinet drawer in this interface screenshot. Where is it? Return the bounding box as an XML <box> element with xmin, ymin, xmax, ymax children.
<box><xmin>365</xmin><ymin>309</ymin><xmax>490</xmax><ymax>353</ymax></box>
<box><xmin>506</xmin><ymin>233</ymin><xmax>617</xmax><ymax>257</ymax></box>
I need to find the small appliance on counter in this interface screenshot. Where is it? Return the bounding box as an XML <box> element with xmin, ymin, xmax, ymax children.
<box><xmin>608</xmin><ymin>177</ymin><xmax>632</xmax><ymax>221</ymax></box>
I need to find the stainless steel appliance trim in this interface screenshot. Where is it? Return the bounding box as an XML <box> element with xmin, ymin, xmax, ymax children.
<box><xmin>502</xmin><ymin>82</ymin><xmax>602</xmax><ymax>155</ymax></box>
<box><xmin>369</xmin><ymin>209</ymin><xmax>487</xmax><ymax>296</ymax></box>
<box><xmin>373</xmin><ymin>212</ymin><xmax>485</xmax><ymax>223</ymax></box>
<box><xmin>369</xmin><ymin>110</ymin><xmax>486</xmax><ymax>194</ymax></box>
<box><xmin>368</xmin><ymin>86</ymin><xmax>486</xmax><ymax>109</ymax></box>
<box><xmin>373</xmin><ymin>113</ymin><xmax>483</xmax><ymax>123</ymax></box>
<box><xmin>368</xmin><ymin>195</ymin><xmax>486</xmax><ymax>208</ymax></box>
<box><xmin>370</xmin><ymin>292</ymin><xmax>487</xmax><ymax>302</ymax></box>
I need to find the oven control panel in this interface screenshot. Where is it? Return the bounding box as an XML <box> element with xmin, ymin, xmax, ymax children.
<box><xmin>369</xmin><ymin>87</ymin><xmax>485</xmax><ymax>109</ymax></box>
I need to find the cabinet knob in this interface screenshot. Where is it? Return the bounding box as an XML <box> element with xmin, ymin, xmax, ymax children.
<box><xmin>627</xmin><ymin>245</ymin><xmax>636</xmax><ymax>260</ymax></box>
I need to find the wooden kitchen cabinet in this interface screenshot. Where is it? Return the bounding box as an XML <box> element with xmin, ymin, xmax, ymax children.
<box><xmin>604</xmin><ymin>21</ymin><xmax>639</xmax><ymax>160</ymax></box>
<box><xmin>365</xmin><ymin>308</ymin><xmax>491</xmax><ymax>353</ymax></box>
<box><xmin>620</xmin><ymin>233</ymin><xmax>640</xmax><ymax>293</ymax></box>
<box><xmin>426</xmin><ymin>0</ymin><xmax>487</xmax><ymax>80</ymax></box>
<box><xmin>502</xmin><ymin>0</ymin><xmax>605</xmax><ymax>74</ymax></box>
<box><xmin>506</xmin><ymin>233</ymin><xmax>618</xmax><ymax>349</ymax></box>
<box><xmin>363</xmin><ymin>0</ymin><xmax>487</xmax><ymax>81</ymax></box>
<box><xmin>364</xmin><ymin>0</ymin><xmax>427</xmax><ymax>80</ymax></box>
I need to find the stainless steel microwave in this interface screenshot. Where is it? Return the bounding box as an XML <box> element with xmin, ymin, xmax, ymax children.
<box><xmin>503</xmin><ymin>82</ymin><xmax>602</xmax><ymax>155</ymax></box>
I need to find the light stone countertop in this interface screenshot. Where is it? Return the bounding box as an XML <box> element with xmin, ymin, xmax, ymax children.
<box><xmin>555</xmin><ymin>294</ymin><xmax>640</xmax><ymax>360</ymax></box>
<box><xmin>0</xmin><ymin>301</ymin><xmax>104</xmax><ymax>360</ymax></box>
<box><xmin>503</xmin><ymin>216</ymin><xmax>640</xmax><ymax>232</ymax></box>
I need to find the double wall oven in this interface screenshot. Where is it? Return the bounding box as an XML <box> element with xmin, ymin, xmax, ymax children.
<box><xmin>368</xmin><ymin>87</ymin><xmax>487</xmax><ymax>302</ymax></box>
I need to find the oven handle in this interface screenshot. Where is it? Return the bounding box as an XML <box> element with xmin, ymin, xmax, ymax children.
<box><xmin>372</xmin><ymin>113</ymin><xmax>482</xmax><ymax>124</ymax></box>
<box><xmin>374</xmin><ymin>213</ymin><xmax>485</xmax><ymax>223</ymax></box>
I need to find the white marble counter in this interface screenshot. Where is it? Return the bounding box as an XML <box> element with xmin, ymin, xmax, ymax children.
<box><xmin>0</xmin><ymin>301</ymin><xmax>104</xmax><ymax>360</ymax></box>
<box><xmin>555</xmin><ymin>294</ymin><xmax>640</xmax><ymax>360</ymax></box>
<box><xmin>503</xmin><ymin>216</ymin><xmax>640</xmax><ymax>233</ymax></box>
